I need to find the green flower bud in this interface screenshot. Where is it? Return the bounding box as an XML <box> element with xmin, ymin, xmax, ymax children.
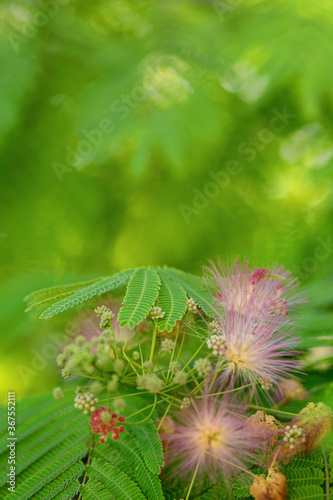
<box><xmin>90</xmin><ymin>381</ymin><xmax>103</xmax><ymax>395</ymax></box>
<box><xmin>53</xmin><ymin>387</ymin><xmax>64</xmax><ymax>399</ymax></box>
<box><xmin>174</xmin><ymin>371</ymin><xmax>188</xmax><ymax>385</ymax></box>
<box><xmin>114</xmin><ymin>359</ymin><xmax>125</xmax><ymax>374</ymax></box>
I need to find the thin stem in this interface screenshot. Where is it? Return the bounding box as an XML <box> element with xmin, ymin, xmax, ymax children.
<box><xmin>250</xmin><ymin>405</ymin><xmax>297</xmax><ymax>417</ymax></box>
<box><xmin>157</xmin><ymin>403</ymin><xmax>171</xmax><ymax>431</ymax></box>
<box><xmin>98</xmin><ymin>390</ymin><xmax>151</xmax><ymax>403</ymax></box>
<box><xmin>71</xmin><ymin>373</ymin><xmax>106</xmax><ymax>382</ymax></box>
<box><xmin>175</xmin><ymin>330</ymin><xmax>186</xmax><ymax>362</ymax></box>
<box><xmin>182</xmin><ymin>340</ymin><xmax>206</xmax><ymax>372</ymax></box>
<box><xmin>78</xmin><ymin>435</ymin><xmax>94</xmax><ymax>500</ymax></box>
<box><xmin>134</xmin><ymin>327</ymin><xmax>144</xmax><ymax>369</ymax></box>
<box><xmin>194</xmin><ymin>383</ymin><xmax>255</xmax><ymax>398</ymax></box>
<box><xmin>185</xmin><ymin>461</ymin><xmax>200</xmax><ymax>500</ymax></box>
<box><xmin>205</xmin><ymin>451</ymin><xmax>257</xmax><ymax>478</ymax></box>
<box><xmin>149</xmin><ymin>323</ymin><xmax>157</xmax><ymax>363</ymax></box>
<box><xmin>122</xmin><ymin>350</ymin><xmax>139</xmax><ymax>376</ymax></box>
<box><xmin>126</xmin><ymin>395</ymin><xmax>162</xmax><ymax>425</ymax></box>
<box><xmin>166</xmin><ymin>325</ymin><xmax>181</xmax><ymax>382</ymax></box>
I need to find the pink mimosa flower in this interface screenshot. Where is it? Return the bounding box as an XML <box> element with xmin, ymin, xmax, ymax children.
<box><xmin>163</xmin><ymin>395</ymin><xmax>258</xmax><ymax>480</ymax></box>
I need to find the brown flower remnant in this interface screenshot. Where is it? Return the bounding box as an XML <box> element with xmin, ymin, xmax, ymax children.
<box><xmin>276</xmin><ymin>402</ymin><xmax>332</xmax><ymax>462</ymax></box>
<box><xmin>250</xmin><ymin>471</ymin><xmax>287</xmax><ymax>500</ymax></box>
<box><xmin>247</xmin><ymin>411</ymin><xmax>281</xmax><ymax>448</ymax></box>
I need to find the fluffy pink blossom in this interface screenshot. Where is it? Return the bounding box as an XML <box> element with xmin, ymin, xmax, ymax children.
<box><xmin>163</xmin><ymin>395</ymin><xmax>258</xmax><ymax>480</ymax></box>
<box><xmin>203</xmin><ymin>259</ymin><xmax>303</xmax><ymax>393</ymax></box>
<box><xmin>204</xmin><ymin>258</ymin><xmax>303</xmax><ymax>324</ymax></box>
<box><xmin>213</xmin><ymin>305</ymin><xmax>301</xmax><ymax>392</ymax></box>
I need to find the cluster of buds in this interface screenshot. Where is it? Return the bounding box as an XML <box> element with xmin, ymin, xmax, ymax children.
<box><xmin>147</xmin><ymin>306</ymin><xmax>165</xmax><ymax>321</ymax></box>
<box><xmin>259</xmin><ymin>377</ymin><xmax>273</xmax><ymax>391</ymax></box>
<box><xmin>173</xmin><ymin>371</ymin><xmax>188</xmax><ymax>385</ymax></box>
<box><xmin>57</xmin><ymin>336</ymin><xmax>96</xmax><ymax>376</ymax></box>
<box><xmin>137</xmin><ymin>373</ymin><xmax>164</xmax><ymax>393</ymax></box>
<box><xmin>90</xmin><ymin>407</ymin><xmax>125</xmax><ymax>443</ymax></box>
<box><xmin>208</xmin><ymin>320</ymin><xmax>220</xmax><ymax>334</ymax></box>
<box><xmin>53</xmin><ymin>387</ymin><xmax>64</xmax><ymax>399</ymax></box>
<box><xmin>206</xmin><ymin>334</ymin><xmax>225</xmax><ymax>356</ymax></box>
<box><xmin>94</xmin><ymin>306</ymin><xmax>115</xmax><ymax>330</ymax></box>
<box><xmin>187</xmin><ymin>298</ymin><xmax>198</xmax><ymax>314</ymax></box>
<box><xmin>180</xmin><ymin>397</ymin><xmax>191</xmax><ymax>410</ymax></box>
<box><xmin>74</xmin><ymin>391</ymin><xmax>98</xmax><ymax>414</ymax></box>
<box><xmin>282</xmin><ymin>424</ymin><xmax>305</xmax><ymax>450</ymax></box>
<box><xmin>169</xmin><ymin>361</ymin><xmax>181</xmax><ymax>373</ymax></box>
<box><xmin>194</xmin><ymin>358</ymin><xmax>212</xmax><ymax>378</ymax></box>
<box><xmin>160</xmin><ymin>338</ymin><xmax>175</xmax><ymax>354</ymax></box>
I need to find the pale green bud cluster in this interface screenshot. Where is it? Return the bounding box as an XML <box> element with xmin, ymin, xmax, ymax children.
<box><xmin>61</xmin><ymin>368</ymin><xmax>70</xmax><ymax>379</ymax></box>
<box><xmin>114</xmin><ymin>359</ymin><xmax>125</xmax><ymax>374</ymax></box>
<box><xmin>132</xmin><ymin>351</ymin><xmax>140</xmax><ymax>361</ymax></box>
<box><xmin>194</xmin><ymin>358</ymin><xmax>212</xmax><ymax>378</ymax></box>
<box><xmin>283</xmin><ymin>424</ymin><xmax>306</xmax><ymax>449</ymax></box>
<box><xmin>107</xmin><ymin>374</ymin><xmax>118</xmax><ymax>392</ymax></box>
<box><xmin>94</xmin><ymin>305</ymin><xmax>109</xmax><ymax>317</ymax></box>
<box><xmin>160</xmin><ymin>338</ymin><xmax>175</xmax><ymax>354</ymax></box>
<box><xmin>180</xmin><ymin>397</ymin><xmax>190</xmax><ymax>410</ymax></box>
<box><xmin>143</xmin><ymin>360</ymin><xmax>154</xmax><ymax>373</ymax></box>
<box><xmin>74</xmin><ymin>391</ymin><xmax>98</xmax><ymax>414</ymax></box>
<box><xmin>137</xmin><ymin>373</ymin><xmax>164</xmax><ymax>393</ymax></box>
<box><xmin>187</xmin><ymin>298</ymin><xmax>198</xmax><ymax>314</ymax></box>
<box><xmin>259</xmin><ymin>377</ymin><xmax>273</xmax><ymax>391</ymax></box>
<box><xmin>206</xmin><ymin>335</ymin><xmax>225</xmax><ymax>356</ymax></box>
<box><xmin>89</xmin><ymin>381</ymin><xmax>103</xmax><ymax>395</ymax></box>
<box><xmin>99</xmin><ymin>310</ymin><xmax>115</xmax><ymax>330</ymax></box>
<box><xmin>208</xmin><ymin>320</ymin><xmax>220</xmax><ymax>334</ymax></box>
<box><xmin>169</xmin><ymin>361</ymin><xmax>181</xmax><ymax>373</ymax></box>
<box><xmin>53</xmin><ymin>387</ymin><xmax>64</xmax><ymax>399</ymax></box>
<box><xmin>113</xmin><ymin>398</ymin><xmax>126</xmax><ymax>413</ymax></box>
<box><xmin>147</xmin><ymin>306</ymin><xmax>165</xmax><ymax>321</ymax></box>
<box><xmin>174</xmin><ymin>371</ymin><xmax>188</xmax><ymax>385</ymax></box>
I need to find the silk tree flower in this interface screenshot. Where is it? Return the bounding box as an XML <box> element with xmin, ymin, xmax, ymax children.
<box><xmin>163</xmin><ymin>395</ymin><xmax>258</xmax><ymax>480</ymax></box>
<box><xmin>204</xmin><ymin>258</ymin><xmax>303</xmax><ymax>324</ymax></box>
<box><xmin>213</xmin><ymin>305</ymin><xmax>301</xmax><ymax>392</ymax></box>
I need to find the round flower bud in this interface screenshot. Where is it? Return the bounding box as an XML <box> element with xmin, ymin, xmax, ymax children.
<box><xmin>53</xmin><ymin>387</ymin><xmax>64</xmax><ymax>399</ymax></box>
<box><xmin>174</xmin><ymin>371</ymin><xmax>188</xmax><ymax>385</ymax></box>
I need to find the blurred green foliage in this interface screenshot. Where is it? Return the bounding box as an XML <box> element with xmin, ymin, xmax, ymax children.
<box><xmin>1</xmin><ymin>0</ymin><xmax>333</xmax><ymax>399</ymax></box>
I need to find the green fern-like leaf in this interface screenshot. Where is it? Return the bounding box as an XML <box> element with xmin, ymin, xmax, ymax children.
<box><xmin>40</xmin><ymin>269</ymin><xmax>134</xmax><ymax>319</ymax></box>
<box><xmin>288</xmin><ymin>485</ymin><xmax>325</xmax><ymax>499</ymax></box>
<box><xmin>0</xmin><ymin>391</ymin><xmax>89</xmax><ymax>499</ymax></box>
<box><xmin>284</xmin><ymin>467</ymin><xmax>324</xmax><ymax>487</ymax></box>
<box><xmin>194</xmin><ymin>483</ymin><xmax>229</xmax><ymax>499</ymax></box>
<box><xmin>93</xmin><ymin>432</ymin><xmax>164</xmax><ymax>500</ymax></box>
<box><xmin>24</xmin><ymin>278</ymin><xmax>103</xmax><ymax>311</ymax></box>
<box><xmin>163</xmin><ymin>267</ymin><xmax>214</xmax><ymax>317</ymax></box>
<box><xmin>231</xmin><ymin>473</ymin><xmax>252</xmax><ymax>499</ymax></box>
<box><xmin>118</xmin><ymin>268</ymin><xmax>161</xmax><ymax>328</ymax></box>
<box><xmin>129</xmin><ymin>419</ymin><xmax>164</xmax><ymax>474</ymax></box>
<box><xmin>52</xmin><ymin>480</ymin><xmax>81</xmax><ymax>500</ymax></box>
<box><xmin>30</xmin><ymin>462</ymin><xmax>84</xmax><ymax>499</ymax></box>
<box><xmin>156</xmin><ymin>269</ymin><xmax>188</xmax><ymax>332</ymax></box>
<box><xmin>81</xmin><ymin>478</ymin><xmax>115</xmax><ymax>500</ymax></box>
<box><xmin>84</xmin><ymin>458</ymin><xmax>146</xmax><ymax>500</ymax></box>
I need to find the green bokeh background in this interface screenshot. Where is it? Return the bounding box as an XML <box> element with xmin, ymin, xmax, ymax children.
<box><xmin>1</xmin><ymin>0</ymin><xmax>333</xmax><ymax>400</ymax></box>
